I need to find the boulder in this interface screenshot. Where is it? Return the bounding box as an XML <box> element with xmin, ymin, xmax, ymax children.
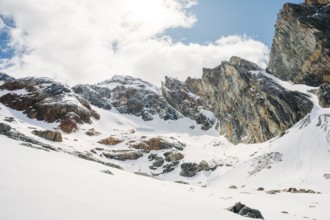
<box><xmin>32</xmin><ymin>130</ymin><xmax>63</xmax><ymax>142</ymax></box>
<box><xmin>131</xmin><ymin>137</ymin><xmax>185</xmax><ymax>151</ymax></box>
<box><xmin>98</xmin><ymin>136</ymin><xmax>123</xmax><ymax>145</ymax></box>
<box><xmin>180</xmin><ymin>162</ymin><xmax>198</xmax><ymax>177</ymax></box>
<box><xmin>102</xmin><ymin>150</ymin><xmax>143</xmax><ymax>161</ymax></box>
<box><xmin>164</xmin><ymin>151</ymin><xmax>184</xmax><ymax>162</ymax></box>
<box><xmin>227</xmin><ymin>202</ymin><xmax>264</xmax><ymax>219</ymax></box>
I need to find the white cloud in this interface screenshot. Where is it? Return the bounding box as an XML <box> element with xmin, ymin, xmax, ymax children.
<box><xmin>0</xmin><ymin>0</ymin><xmax>269</xmax><ymax>86</ymax></box>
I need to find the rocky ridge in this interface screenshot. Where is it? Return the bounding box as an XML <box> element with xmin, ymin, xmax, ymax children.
<box><xmin>0</xmin><ymin>76</ymin><xmax>99</xmax><ymax>133</ymax></box>
<box><xmin>164</xmin><ymin>57</ymin><xmax>313</xmax><ymax>144</ymax></box>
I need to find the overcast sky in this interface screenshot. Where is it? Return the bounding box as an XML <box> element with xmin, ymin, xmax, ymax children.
<box><xmin>0</xmin><ymin>0</ymin><xmax>302</xmax><ymax>86</ymax></box>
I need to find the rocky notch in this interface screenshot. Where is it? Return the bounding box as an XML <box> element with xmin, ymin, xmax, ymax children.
<box><xmin>164</xmin><ymin>57</ymin><xmax>313</xmax><ymax>144</ymax></box>
<box><xmin>0</xmin><ymin>77</ymin><xmax>100</xmax><ymax>133</ymax></box>
<box><xmin>267</xmin><ymin>1</ymin><xmax>330</xmax><ymax>86</ymax></box>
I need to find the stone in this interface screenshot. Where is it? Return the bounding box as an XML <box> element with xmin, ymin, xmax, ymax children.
<box><xmin>0</xmin><ymin>123</ymin><xmax>57</xmax><ymax>151</ymax></box>
<box><xmin>98</xmin><ymin>136</ymin><xmax>123</xmax><ymax>145</ymax></box>
<box><xmin>198</xmin><ymin>160</ymin><xmax>210</xmax><ymax>171</ymax></box>
<box><xmin>131</xmin><ymin>137</ymin><xmax>185</xmax><ymax>151</ymax></box>
<box><xmin>257</xmin><ymin>187</ymin><xmax>265</xmax><ymax>191</ymax></box>
<box><xmin>229</xmin><ymin>185</ymin><xmax>238</xmax><ymax>189</ymax></box>
<box><xmin>162</xmin><ymin>161</ymin><xmax>180</xmax><ymax>173</ymax></box>
<box><xmin>149</xmin><ymin>156</ymin><xmax>165</xmax><ymax>170</ymax></box>
<box><xmin>32</xmin><ymin>130</ymin><xmax>63</xmax><ymax>142</ymax></box>
<box><xmin>164</xmin><ymin>151</ymin><xmax>184</xmax><ymax>162</ymax></box>
<box><xmin>227</xmin><ymin>202</ymin><xmax>264</xmax><ymax>219</ymax></box>
<box><xmin>317</xmin><ymin>84</ymin><xmax>330</xmax><ymax>107</ymax></box>
<box><xmin>268</xmin><ymin>2</ymin><xmax>330</xmax><ymax>86</ymax></box>
<box><xmin>102</xmin><ymin>150</ymin><xmax>143</xmax><ymax>161</ymax></box>
<box><xmin>85</xmin><ymin>128</ymin><xmax>101</xmax><ymax>136</ymax></box>
<box><xmin>180</xmin><ymin>162</ymin><xmax>198</xmax><ymax>177</ymax></box>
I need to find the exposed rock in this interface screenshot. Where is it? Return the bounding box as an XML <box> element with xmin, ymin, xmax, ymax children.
<box><xmin>149</xmin><ymin>156</ymin><xmax>165</xmax><ymax>170</ymax></box>
<box><xmin>0</xmin><ymin>72</ymin><xmax>15</xmax><ymax>84</ymax></box>
<box><xmin>162</xmin><ymin>161</ymin><xmax>180</xmax><ymax>173</ymax></box>
<box><xmin>182</xmin><ymin>57</ymin><xmax>312</xmax><ymax>144</ymax></box>
<box><xmin>85</xmin><ymin>128</ymin><xmax>101</xmax><ymax>136</ymax></box>
<box><xmin>131</xmin><ymin>137</ymin><xmax>185</xmax><ymax>151</ymax></box>
<box><xmin>162</xmin><ymin>77</ymin><xmax>216</xmax><ymax>130</ymax></box>
<box><xmin>180</xmin><ymin>162</ymin><xmax>198</xmax><ymax>177</ymax></box>
<box><xmin>102</xmin><ymin>150</ymin><xmax>143</xmax><ymax>161</ymax></box>
<box><xmin>198</xmin><ymin>160</ymin><xmax>210</xmax><ymax>171</ymax></box>
<box><xmin>98</xmin><ymin>136</ymin><xmax>123</xmax><ymax>145</ymax></box>
<box><xmin>164</xmin><ymin>151</ymin><xmax>184</xmax><ymax>162</ymax></box>
<box><xmin>266</xmin><ymin>188</ymin><xmax>318</xmax><ymax>194</ymax></box>
<box><xmin>305</xmin><ymin>0</ymin><xmax>330</xmax><ymax>5</ymax></box>
<box><xmin>101</xmin><ymin>170</ymin><xmax>113</xmax><ymax>175</ymax></box>
<box><xmin>175</xmin><ymin>181</ymin><xmax>189</xmax><ymax>185</ymax></box>
<box><xmin>317</xmin><ymin>84</ymin><xmax>330</xmax><ymax>107</ymax></box>
<box><xmin>257</xmin><ymin>187</ymin><xmax>265</xmax><ymax>191</ymax></box>
<box><xmin>227</xmin><ymin>202</ymin><xmax>264</xmax><ymax>219</ymax></box>
<box><xmin>0</xmin><ymin>77</ymin><xmax>100</xmax><ymax>133</ymax></box>
<box><xmin>32</xmin><ymin>130</ymin><xmax>63</xmax><ymax>142</ymax></box>
<box><xmin>323</xmin><ymin>173</ymin><xmax>330</xmax><ymax>179</ymax></box>
<box><xmin>229</xmin><ymin>185</ymin><xmax>238</xmax><ymax>190</ymax></box>
<box><xmin>0</xmin><ymin>123</ymin><xmax>57</xmax><ymax>151</ymax></box>
<box><xmin>73</xmin><ymin>75</ymin><xmax>181</xmax><ymax>121</ymax></box>
<box><xmin>268</xmin><ymin>2</ymin><xmax>330</xmax><ymax>86</ymax></box>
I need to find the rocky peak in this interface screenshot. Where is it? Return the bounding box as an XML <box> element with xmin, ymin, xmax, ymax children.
<box><xmin>268</xmin><ymin>2</ymin><xmax>330</xmax><ymax>86</ymax></box>
<box><xmin>0</xmin><ymin>76</ymin><xmax>99</xmax><ymax>133</ymax></box>
<box><xmin>0</xmin><ymin>72</ymin><xmax>15</xmax><ymax>85</ymax></box>
<box><xmin>185</xmin><ymin>57</ymin><xmax>312</xmax><ymax>144</ymax></box>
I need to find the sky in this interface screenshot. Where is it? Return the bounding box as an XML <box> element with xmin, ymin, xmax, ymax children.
<box><xmin>0</xmin><ymin>0</ymin><xmax>303</xmax><ymax>86</ymax></box>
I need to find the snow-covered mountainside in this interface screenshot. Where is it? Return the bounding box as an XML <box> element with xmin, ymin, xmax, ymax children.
<box><xmin>1</xmin><ymin>1</ymin><xmax>330</xmax><ymax>220</ymax></box>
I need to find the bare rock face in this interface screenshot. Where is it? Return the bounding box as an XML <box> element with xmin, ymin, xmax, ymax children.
<box><xmin>317</xmin><ymin>84</ymin><xmax>330</xmax><ymax>107</ymax></box>
<box><xmin>305</xmin><ymin>0</ymin><xmax>330</xmax><ymax>5</ymax></box>
<box><xmin>162</xmin><ymin>77</ymin><xmax>216</xmax><ymax>130</ymax></box>
<box><xmin>0</xmin><ymin>77</ymin><xmax>100</xmax><ymax>133</ymax></box>
<box><xmin>164</xmin><ymin>57</ymin><xmax>313</xmax><ymax>144</ymax></box>
<box><xmin>268</xmin><ymin>3</ymin><xmax>330</xmax><ymax>86</ymax></box>
<box><xmin>73</xmin><ymin>75</ymin><xmax>181</xmax><ymax>121</ymax></box>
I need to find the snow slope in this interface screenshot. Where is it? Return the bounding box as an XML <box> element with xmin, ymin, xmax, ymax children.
<box><xmin>1</xmin><ymin>136</ymin><xmax>329</xmax><ymax>220</ymax></box>
<box><xmin>1</xmin><ymin>71</ymin><xmax>330</xmax><ymax>219</ymax></box>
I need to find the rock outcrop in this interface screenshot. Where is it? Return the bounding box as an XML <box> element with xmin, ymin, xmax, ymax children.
<box><xmin>167</xmin><ymin>57</ymin><xmax>313</xmax><ymax>144</ymax></box>
<box><xmin>162</xmin><ymin>77</ymin><xmax>217</xmax><ymax>130</ymax></box>
<box><xmin>227</xmin><ymin>202</ymin><xmax>264</xmax><ymax>219</ymax></box>
<box><xmin>0</xmin><ymin>77</ymin><xmax>100</xmax><ymax>133</ymax></box>
<box><xmin>32</xmin><ymin>130</ymin><xmax>63</xmax><ymax>142</ymax></box>
<box><xmin>73</xmin><ymin>75</ymin><xmax>181</xmax><ymax>121</ymax></box>
<box><xmin>268</xmin><ymin>2</ymin><xmax>330</xmax><ymax>86</ymax></box>
<box><xmin>317</xmin><ymin>84</ymin><xmax>330</xmax><ymax>107</ymax></box>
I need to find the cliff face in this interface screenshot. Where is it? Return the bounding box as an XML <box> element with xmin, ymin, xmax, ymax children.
<box><xmin>267</xmin><ymin>2</ymin><xmax>330</xmax><ymax>86</ymax></box>
<box><xmin>163</xmin><ymin>57</ymin><xmax>313</xmax><ymax>144</ymax></box>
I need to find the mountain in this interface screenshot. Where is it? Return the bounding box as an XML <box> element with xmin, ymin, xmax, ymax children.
<box><xmin>1</xmin><ymin>1</ymin><xmax>330</xmax><ymax>220</ymax></box>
